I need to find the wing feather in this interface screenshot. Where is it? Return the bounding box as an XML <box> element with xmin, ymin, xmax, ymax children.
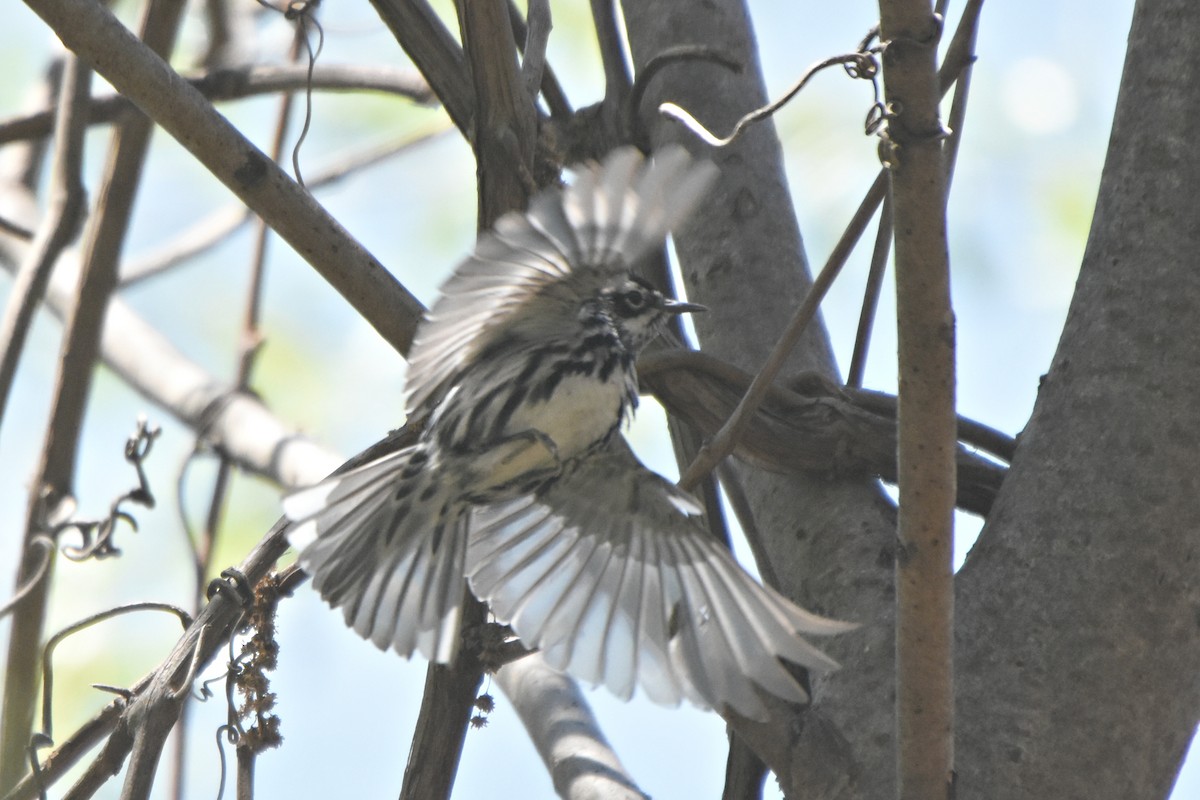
<box><xmin>631</xmin><ymin>527</ymin><xmax>685</xmax><ymax>706</ymax></box>
<box><xmin>404</xmin><ymin>146</ymin><xmax>719</xmax><ymax>416</ymax></box>
<box><xmin>465</xmin><ymin>436</ymin><xmax>852</xmax><ymax>719</ymax></box>
<box><xmin>660</xmin><ymin>533</ymin><xmax>762</xmax><ymax>715</ymax></box>
<box><xmin>284</xmin><ymin>447</ymin><xmax>468</xmax><ymax>664</ymax></box>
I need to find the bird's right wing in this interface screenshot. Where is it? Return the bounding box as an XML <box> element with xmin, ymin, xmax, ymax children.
<box><xmin>464</xmin><ymin>436</ymin><xmax>854</xmax><ymax>720</ymax></box>
<box><xmin>284</xmin><ymin>447</ymin><xmax>468</xmax><ymax>665</ymax></box>
<box><xmin>404</xmin><ymin>146</ymin><xmax>718</xmax><ymax>417</ymax></box>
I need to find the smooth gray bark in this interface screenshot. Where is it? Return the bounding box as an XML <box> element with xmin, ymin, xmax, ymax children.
<box><xmin>955</xmin><ymin>0</ymin><xmax>1200</xmax><ymax>796</ymax></box>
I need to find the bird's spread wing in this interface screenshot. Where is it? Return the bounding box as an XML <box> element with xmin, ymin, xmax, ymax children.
<box><xmin>284</xmin><ymin>447</ymin><xmax>468</xmax><ymax>664</ymax></box>
<box><xmin>464</xmin><ymin>437</ymin><xmax>854</xmax><ymax>720</ymax></box>
<box><xmin>404</xmin><ymin>146</ymin><xmax>718</xmax><ymax>417</ymax></box>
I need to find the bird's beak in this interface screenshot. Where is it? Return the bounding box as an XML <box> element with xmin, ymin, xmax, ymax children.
<box><xmin>663</xmin><ymin>298</ymin><xmax>707</xmax><ymax>315</ymax></box>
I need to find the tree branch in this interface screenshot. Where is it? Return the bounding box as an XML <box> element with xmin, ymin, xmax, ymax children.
<box><xmin>368</xmin><ymin>0</ymin><xmax>474</xmax><ymax>138</ymax></box>
<box><xmin>0</xmin><ymin>63</ymin><xmax>435</xmax><ymax>146</ymax></box>
<box><xmin>21</xmin><ymin>0</ymin><xmax>425</xmax><ymax>357</ymax></box>
<box><xmin>641</xmin><ymin>351</ymin><xmax>1006</xmax><ymax>518</ymax></box>
<box><xmin>876</xmin><ymin>2</ymin><xmax>956</xmax><ymax>796</ymax></box>
<box><xmin>0</xmin><ymin>54</ymin><xmax>92</xmax><ymax>795</ymax></box>
<box><xmin>956</xmin><ymin>1</ymin><xmax>1200</xmax><ymax>796</ymax></box>
<box><xmin>495</xmin><ymin>656</ymin><xmax>647</xmax><ymax>800</ymax></box>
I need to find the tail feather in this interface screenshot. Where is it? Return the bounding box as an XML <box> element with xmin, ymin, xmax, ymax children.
<box><xmin>284</xmin><ymin>446</ymin><xmax>468</xmax><ymax>664</ymax></box>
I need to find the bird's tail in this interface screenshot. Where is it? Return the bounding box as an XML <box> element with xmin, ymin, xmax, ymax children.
<box><xmin>283</xmin><ymin>445</ymin><xmax>469</xmax><ymax>664</ymax></box>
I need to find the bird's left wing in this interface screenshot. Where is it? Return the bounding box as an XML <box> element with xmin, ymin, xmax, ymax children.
<box><xmin>464</xmin><ymin>436</ymin><xmax>854</xmax><ymax>720</ymax></box>
<box><xmin>404</xmin><ymin>146</ymin><xmax>717</xmax><ymax>417</ymax></box>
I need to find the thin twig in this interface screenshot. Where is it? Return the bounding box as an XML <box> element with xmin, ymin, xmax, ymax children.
<box><xmin>941</xmin><ymin>20</ymin><xmax>978</xmax><ymax>194</ymax></box>
<box><xmin>714</xmin><ymin>461</ymin><xmax>781</xmax><ymax>589</ymax></box>
<box><xmin>660</xmin><ymin>51</ymin><xmax>878</xmax><ymax>147</ymax></box>
<box><xmin>119</xmin><ymin>126</ymin><xmax>448</xmax><ymax>287</ymax></box>
<box><xmin>591</xmin><ymin>0</ymin><xmax>631</xmax><ymax>103</ymax></box>
<box><xmin>0</xmin><ymin>216</ymin><xmax>34</xmax><ymax>240</ymax></box>
<box><xmin>200</xmin><ymin>0</ymin><xmax>236</xmax><ymax>67</ymax></box>
<box><xmin>0</xmin><ymin>538</ymin><xmax>55</xmax><ymax>620</ymax></box>
<box><xmin>519</xmin><ymin>0</ymin><xmax>551</xmax><ymax>105</ymax></box>
<box><xmin>40</xmin><ymin>604</ymin><xmax>192</xmax><ymax>741</ymax></box>
<box><xmin>0</xmin><ymin>56</ymin><xmax>88</xmax><ymax>443</ymax></box>
<box><xmin>0</xmin><ymin>55</ymin><xmax>91</xmax><ymax>794</ymax></box>
<box><xmin>847</xmin><ymin>190</ymin><xmax>893</xmax><ymax>388</ymax></box>
<box><xmin>23</xmin><ymin>0</ymin><xmax>425</xmax><ymax>356</ymax></box>
<box><xmin>506</xmin><ymin>0</ymin><xmax>571</xmax><ymax>119</ymax></box>
<box><xmin>0</xmin><ymin>64</ymin><xmax>436</xmax><ymax>146</ymax></box>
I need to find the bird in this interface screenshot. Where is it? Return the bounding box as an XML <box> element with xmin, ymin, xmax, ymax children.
<box><xmin>283</xmin><ymin>145</ymin><xmax>853</xmax><ymax>720</ymax></box>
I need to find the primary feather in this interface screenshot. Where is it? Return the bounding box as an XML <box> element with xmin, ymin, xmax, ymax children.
<box><xmin>465</xmin><ymin>437</ymin><xmax>854</xmax><ymax>719</ymax></box>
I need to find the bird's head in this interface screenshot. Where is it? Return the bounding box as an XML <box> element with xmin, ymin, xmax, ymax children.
<box><xmin>593</xmin><ymin>276</ymin><xmax>705</xmax><ymax>352</ymax></box>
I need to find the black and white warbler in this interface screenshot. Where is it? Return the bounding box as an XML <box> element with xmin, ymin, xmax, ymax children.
<box><xmin>284</xmin><ymin>146</ymin><xmax>852</xmax><ymax>719</ymax></box>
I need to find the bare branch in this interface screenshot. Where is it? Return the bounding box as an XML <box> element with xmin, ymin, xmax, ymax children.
<box><xmin>504</xmin><ymin>0</ymin><xmax>571</xmax><ymax>120</ymax></box>
<box><xmin>518</xmin><ymin>0</ymin><xmax>551</xmax><ymax>105</ymax></box>
<box><xmin>495</xmin><ymin>656</ymin><xmax>648</xmax><ymax>800</ymax></box>
<box><xmin>641</xmin><ymin>350</ymin><xmax>1006</xmax><ymax>517</ymax></box>
<box><xmin>0</xmin><ymin>64</ymin><xmax>436</xmax><ymax>147</ymax></box>
<box><xmin>847</xmin><ymin>192</ymin><xmax>893</xmax><ymax>389</ymax></box>
<box><xmin>591</xmin><ymin>0</ymin><xmax>631</xmax><ymax>102</ymax></box>
<box><xmin>22</xmin><ymin>0</ymin><xmax>425</xmax><ymax>356</ymax></box>
<box><xmin>0</xmin><ymin>54</ymin><xmax>91</xmax><ymax>794</ymax></box>
<box><xmin>676</xmin><ymin>171</ymin><xmax>889</xmax><ymax>491</ymax></box>
<box><xmin>877</xmin><ymin>3</ymin><xmax>956</xmax><ymax>797</ymax></box>
<box><xmin>0</xmin><ymin>55</ymin><xmax>88</xmax><ymax>443</ymax></box>
<box><xmin>120</xmin><ymin>127</ymin><xmax>447</xmax><ymax>287</ymax></box>
<box><xmin>369</xmin><ymin>0</ymin><xmax>474</xmax><ymax>137</ymax></box>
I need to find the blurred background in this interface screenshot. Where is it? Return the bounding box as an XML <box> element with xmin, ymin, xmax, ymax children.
<box><xmin>1</xmin><ymin>0</ymin><xmax>1194</xmax><ymax>797</ymax></box>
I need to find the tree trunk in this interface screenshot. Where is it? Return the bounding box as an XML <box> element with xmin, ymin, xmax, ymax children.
<box><xmin>955</xmin><ymin>0</ymin><xmax>1200</xmax><ymax>796</ymax></box>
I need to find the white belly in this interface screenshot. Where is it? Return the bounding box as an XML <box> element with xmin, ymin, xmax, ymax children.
<box><xmin>504</xmin><ymin>372</ymin><xmax>627</xmax><ymax>459</ymax></box>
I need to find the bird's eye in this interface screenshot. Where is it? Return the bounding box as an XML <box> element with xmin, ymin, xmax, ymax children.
<box><xmin>611</xmin><ymin>287</ymin><xmax>650</xmax><ymax>318</ymax></box>
<box><xmin>610</xmin><ymin>283</ymin><xmax>659</xmax><ymax>318</ymax></box>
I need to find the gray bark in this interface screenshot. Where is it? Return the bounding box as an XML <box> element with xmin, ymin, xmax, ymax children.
<box><xmin>955</xmin><ymin>0</ymin><xmax>1200</xmax><ymax>796</ymax></box>
<box><xmin>627</xmin><ymin>0</ymin><xmax>1200</xmax><ymax>798</ymax></box>
<box><xmin>623</xmin><ymin>1</ymin><xmax>897</xmax><ymax>796</ymax></box>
